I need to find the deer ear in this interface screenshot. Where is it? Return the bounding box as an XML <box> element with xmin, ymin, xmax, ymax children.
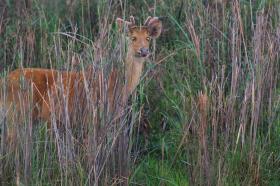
<box><xmin>116</xmin><ymin>18</ymin><xmax>132</xmax><ymax>33</ymax></box>
<box><xmin>116</xmin><ymin>18</ymin><xmax>126</xmax><ymax>32</ymax></box>
<box><xmin>147</xmin><ymin>17</ymin><xmax>162</xmax><ymax>38</ymax></box>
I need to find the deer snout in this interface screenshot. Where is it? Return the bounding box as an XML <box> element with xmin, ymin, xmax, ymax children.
<box><xmin>138</xmin><ymin>48</ymin><xmax>150</xmax><ymax>57</ymax></box>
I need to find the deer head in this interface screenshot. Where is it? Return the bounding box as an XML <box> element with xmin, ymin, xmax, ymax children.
<box><xmin>116</xmin><ymin>16</ymin><xmax>162</xmax><ymax>58</ymax></box>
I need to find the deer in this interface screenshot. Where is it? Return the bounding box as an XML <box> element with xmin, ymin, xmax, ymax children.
<box><xmin>0</xmin><ymin>16</ymin><xmax>163</xmax><ymax>146</ymax></box>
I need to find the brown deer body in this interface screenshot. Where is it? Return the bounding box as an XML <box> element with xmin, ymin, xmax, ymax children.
<box><xmin>0</xmin><ymin>16</ymin><xmax>162</xmax><ymax>142</ymax></box>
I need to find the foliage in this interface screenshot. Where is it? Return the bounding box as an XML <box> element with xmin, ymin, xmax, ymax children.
<box><xmin>0</xmin><ymin>0</ymin><xmax>279</xmax><ymax>185</ymax></box>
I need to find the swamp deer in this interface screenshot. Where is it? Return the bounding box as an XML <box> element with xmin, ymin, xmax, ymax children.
<box><xmin>0</xmin><ymin>16</ymin><xmax>163</xmax><ymax>143</ymax></box>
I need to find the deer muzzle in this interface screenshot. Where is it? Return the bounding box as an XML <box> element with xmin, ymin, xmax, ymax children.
<box><xmin>138</xmin><ymin>48</ymin><xmax>150</xmax><ymax>58</ymax></box>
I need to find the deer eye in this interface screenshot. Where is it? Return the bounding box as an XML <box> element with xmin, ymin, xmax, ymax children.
<box><xmin>146</xmin><ymin>37</ymin><xmax>151</xmax><ymax>41</ymax></box>
<box><xmin>131</xmin><ymin>37</ymin><xmax>137</xmax><ymax>41</ymax></box>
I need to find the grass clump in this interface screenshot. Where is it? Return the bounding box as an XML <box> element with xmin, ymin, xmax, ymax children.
<box><xmin>1</xmin><ymin>0</ymin><xmax>280</xmax><ymax>185</ymax></box>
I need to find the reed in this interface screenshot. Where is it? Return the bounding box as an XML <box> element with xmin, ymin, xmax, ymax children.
<box><xmin>0</xmin><ymin>0</ymin><xmax>279</xmax><ymax>185</ymax></box>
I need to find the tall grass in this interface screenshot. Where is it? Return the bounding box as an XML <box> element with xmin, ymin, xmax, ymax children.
<box><xmin>1</xmin><ymin>0</ymin><xmax>279</xmax><ymax>185</ymax></box>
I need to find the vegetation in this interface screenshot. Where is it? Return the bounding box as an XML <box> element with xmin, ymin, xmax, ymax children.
<box><xmin>0</xmin><ymin>0</ymin><xmax>279</xmax><ymax>185</ymax></box>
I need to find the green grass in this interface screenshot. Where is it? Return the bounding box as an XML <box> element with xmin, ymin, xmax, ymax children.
<box><xmin>131</xmin><ymin>156</ymin><xmax>188</xmax><ymax>186</ymax></box>
<box><xmin>1</xmin><ymin>0</ymin><xmax>280</xmax><ymax>185</ymax></box>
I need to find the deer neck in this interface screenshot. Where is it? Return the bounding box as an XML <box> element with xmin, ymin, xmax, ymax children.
<box><xmin>124</xmin><ymin>47</ymin><xmax>145</xmax><ymax>98</ymax></box>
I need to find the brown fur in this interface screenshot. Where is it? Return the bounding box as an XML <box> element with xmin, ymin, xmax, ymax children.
<box><xmin>0</xmin><ymin>16</ymin><xmax>162</xmax><ymax>143</ymax></box>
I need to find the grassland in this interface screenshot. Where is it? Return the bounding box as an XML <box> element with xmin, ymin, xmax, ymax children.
<box><xmin>0</xmin><ymin>0</ymin><xmax>280</xmax><ymax>185</ymax></box>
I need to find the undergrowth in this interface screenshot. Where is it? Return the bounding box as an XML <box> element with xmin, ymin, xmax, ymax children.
<box><xmin>0</xmin><ymin>0</ymin><xmax>279</xmax><ymax>185</ymax></box>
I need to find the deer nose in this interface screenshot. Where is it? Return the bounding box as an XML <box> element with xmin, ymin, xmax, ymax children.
<box><xmin>139</xmin><ymin>48</ymin><xmax>150</xmax><ymax>57</ymax></box>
